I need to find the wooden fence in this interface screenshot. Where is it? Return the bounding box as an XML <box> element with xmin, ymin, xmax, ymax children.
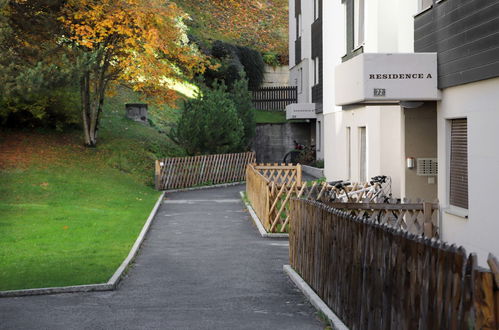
<box><xmin>302</xmin><ymin>181</ymin><xmax>440</xmax><ymax>238</ymax></box>
<box><xmin>251</xmin><ymin>86</ymin><xmax>298</xmax><ymax>111</ymax></box>
<box><xmin>289</xmin><ymin>199</ymin><xmax>499</xmax><ymax>330</ymax></box>
<box><xmin>245</xmin><ymin>163</ymin><xmax>303</xmax><ymax>233</ymax></box>
<box><xmin>155</xmin><ymin>152</ymin><xmax>255</xmax><ymax>190</ymax></box>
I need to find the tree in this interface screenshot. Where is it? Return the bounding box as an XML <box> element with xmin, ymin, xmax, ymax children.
<box><xmin>229</xmin><ymin>77</ymin><xmax>255</xmax><ymax>150</ymax></box>
<box><xmin>60</xmin><ymin>0</ymin><xmax>208</xmax><ymax>146</ymax></box>
<box><xmin>173</xmin><ymin>83</ymin><xmax>244</xmax><ymax>155</ymax></box>
<box><xmin>0</xmin><ymin>0</ymin><xmax>80</xmax><ymax>128</ymax></box>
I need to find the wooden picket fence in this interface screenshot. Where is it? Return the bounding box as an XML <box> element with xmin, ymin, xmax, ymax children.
<box><xmin>251</xmin><ymin>86</ymin><xmax>298</xmax><ymax>111</ymax></box>
<box><xmin>155</xmin><ymin>152</ymin><xmax>255</xmax><ymax>190</ymax></box>
<box><xmin>290</xmin><ymin>199</ymin><xmax>499</xmax><ymax>330</ymax></box>
<box><xmin>245</xmin><ymin>163</ymin><xmax>303</xmax><ymax>233</ymax></box>
<box><xmin>246</xmin><ymin>169</ymin><xmax>440</xmax><ymax>237</ymax></box>
<box><xmin>301</xmin><ymin>181</ymin><xmax>439</xmax><ymax>238</ymax></box>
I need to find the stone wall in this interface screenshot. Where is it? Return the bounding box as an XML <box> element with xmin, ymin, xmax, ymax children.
<box><xmin>252</xmin><ymin>122</ymin><xmax>312</xmax><ymax>163</ymax></box>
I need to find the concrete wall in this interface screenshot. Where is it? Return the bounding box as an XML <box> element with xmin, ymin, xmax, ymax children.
<box><xmin>403</xmin><ymin>104</ymin><xmax>438</xmax><ymax>201</ymax></box>
<box><xmin>262</xmin><ymin>65</ymin><xmax>289</xmax><ymax>87</ymax></box>
<box><xmin>252</xmin><ymin>122</ymin><xmax>312</xmax><ymax>163</ymax></box>
<box><xmin>438</xmin><ymin>76</ymin><xmax>499</xmax><ymax>266</ymax></box>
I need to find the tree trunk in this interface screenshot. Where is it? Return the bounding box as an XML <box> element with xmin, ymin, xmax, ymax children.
<box><xmin>80</xmin><ymin>58</ymin><xmax>108</xmax><ymax>148</ymax></box>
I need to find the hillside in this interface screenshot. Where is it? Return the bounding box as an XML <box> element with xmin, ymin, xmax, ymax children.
<box><xmin>0</xmin><ymin>89</ymin><xmax>182</xmax><ymax>290</ymax></box>
<box><xmin>176</xmin><ymin>0</ymin><xmax>289</xmax><ymax>62</ymax></box>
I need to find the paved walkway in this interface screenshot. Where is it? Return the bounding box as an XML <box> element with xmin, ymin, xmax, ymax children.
<box><xmin>0</xmin><ymin>185</ymin><xmax>324</xmax><ymax>330</ymax></box>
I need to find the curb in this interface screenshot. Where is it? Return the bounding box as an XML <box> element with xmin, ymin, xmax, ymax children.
<box><xmin>239</xmin><ymin>191</ymin><xmax>289</xmax><ymax>239</ymax></box>
<box><xmin>164</xmin><ymin>181</ymin><xmax>245</xmax><ymax>193</ymax></box>
<box><xmin>0</xmin><ymin>192</ymin><xmax>166</xmax><ymax>298</ymax></box>
<box><xmin>302</xmin><ymin>165</ymin><xmax>325</xmax><ymax>179</ymax></box>
<box><xmin>283</xmin><ymin>265</ymin><xmax>349</xmax><ymax>330</ymax></box>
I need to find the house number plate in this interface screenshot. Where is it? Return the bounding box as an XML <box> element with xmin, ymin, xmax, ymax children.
<box><xmin>373</xmin><ymin>88</ymin><xmax>386</xmax><ymax>97</ymax></box>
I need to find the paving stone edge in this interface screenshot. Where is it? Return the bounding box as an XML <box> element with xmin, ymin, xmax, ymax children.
<box><xmin>0</xmin><ymin>191</ymin><xmax>166</xmax><ymax>298</ymax></box>
<box><xmin>283</xmin><ymin>265</ymin><xmax>349</xmax><ymax>330</ymax></box>
<box><xmin>239</xmin><ymin>191</ymin><xmax>289</xmax><ymax>239</ymax></box>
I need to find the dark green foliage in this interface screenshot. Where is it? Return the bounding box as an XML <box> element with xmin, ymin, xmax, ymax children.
<box><xmin>229</xmin><ymin>78</ymin><xmax>255</xmax><ymax>149</ymax></box>
<box><xmin>173</xmin><ymin>83</ymin><xmax>244</xmax><ymax>155</ymax></box>
<box><xmin>203</xmin><ymin>40</ymin><xmax>264</xmax><ymax>91</ymax></box>
<box><xmin>0</xmin><ymin>0</ymin><xmax>80</xmax><ymax>129</ymax></box>
<box><xmin>235</xmin><ymin>46</ymin><xmax>265</xmax><ymax>90</ymax></box>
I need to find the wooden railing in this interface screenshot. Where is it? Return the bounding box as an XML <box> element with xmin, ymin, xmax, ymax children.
<box><xmin>251</xmin><ymin>86</ymin><xmax>298</xmax><ymax>111</ymax></box>
<box><xmin>245</xmin><ymin>163</ymin><xmax>303</xmax><ymax>233</ymax></box>
<box><xmin>290</xmin><ymin>199</ymin><xmax>499</xmax><ymax>329</ymax></box>
<box><xmin>155</xmin><ymin>152</ymin><xmax>255</xmax><ymax>190</ymax></box>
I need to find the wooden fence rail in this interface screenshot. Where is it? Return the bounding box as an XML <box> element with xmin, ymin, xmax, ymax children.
<box><xmin>245</xmin><ymin>163</ymin><xmax>303</xmax><ymax>233</ymax></box>
<box><xmin>289</xmin><ymin>199</ymin><xmax>499</xmax><ymax>330</ymax></box>
<box><xmin>155</xmin><ymin>152</ymin><xmax>255</xmax><ymax>190</ymax></box>
<box><xmin>251</xmin><ymin>86</ymin><xmax>298</xmax><ymax>111</ymax></box>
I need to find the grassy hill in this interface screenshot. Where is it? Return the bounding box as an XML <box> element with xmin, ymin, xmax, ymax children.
<box><xmin>0</xmin><ymin>89</ymin><xmax>182</xmax><ymax>291</ymax></box>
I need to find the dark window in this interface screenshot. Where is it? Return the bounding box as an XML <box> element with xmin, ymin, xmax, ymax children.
<box><xmin>449</xmin><ymin>118</ymin><xmax>468</xmax><ymax>209</ymax></box>
<box><xmin>342</xmin><ymin>0</ymin><xmax>364</xmax><ymax>62</ymax></box>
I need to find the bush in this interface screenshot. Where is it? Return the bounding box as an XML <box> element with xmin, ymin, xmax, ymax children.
<box><xmin>173</xmin><ymin>82</ymin><xmax>244</xmax><ymax>155</ymax></box>
<box><xmin>236</xmin><ymin>46</ymin><xmax>265</xmax><ymax>90</ymax></box>
<box><xmin>203</xmin><ymin>41</ymin><xmax>265</xmax><ymax>91</ymax></box>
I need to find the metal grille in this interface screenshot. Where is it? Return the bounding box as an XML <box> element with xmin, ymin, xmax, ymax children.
<box><xmin>417</xmin><ymin>158</ymin><xmax>438</xmax><ymax>176</ymax></box>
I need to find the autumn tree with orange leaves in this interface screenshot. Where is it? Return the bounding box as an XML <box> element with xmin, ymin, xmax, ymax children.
<box><xmin>60</xmin><ymin>0</ymin><xmax>208</xmax><ymax>147</ymax></box>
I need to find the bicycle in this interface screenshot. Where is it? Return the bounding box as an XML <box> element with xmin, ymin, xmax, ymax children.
<box><xmin>326</xmin><ymin>175</ymin><xmax>392</xmax><ymax>203</ymax></box>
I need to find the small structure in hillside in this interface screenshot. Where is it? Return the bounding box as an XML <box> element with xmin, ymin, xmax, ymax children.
<box><xmin>125</xmin><ymin>103</ymin><xmax>148</xmax><ymax>124</ymax></box>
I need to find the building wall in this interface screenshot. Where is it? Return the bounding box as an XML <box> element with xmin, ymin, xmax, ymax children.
<box><xmin>403</xmin><ymin>104</ymin><xmax>438</xmax><ymax>201</ymax></box>
<box><xmin>438</xmin><ymin>76</ymin><xmax>499</xmax><ymax>265</ymax></box>
<box><xmin>322</xmin><ymin>0</ymin><xmax>415</xmax><ymax>194</ymax></box>
<box><xmin>323</xmin><ymin>105</ymin><xmax>403</xmax><ymax>197</ymax></box>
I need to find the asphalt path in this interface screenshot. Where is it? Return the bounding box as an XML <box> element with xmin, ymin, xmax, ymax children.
<box><xmin>0</xmin><ymin>185</ymin><xmax>324</xmax><ymax>330</ymax></box>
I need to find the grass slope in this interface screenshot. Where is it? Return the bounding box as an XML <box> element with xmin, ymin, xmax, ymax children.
<box><xmin>0</xmin><ymin>91</ymin><xmax>181</xmax><ymax>291</ymax></box>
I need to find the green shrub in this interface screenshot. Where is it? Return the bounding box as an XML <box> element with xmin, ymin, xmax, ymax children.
<box><xmin>172</xmin><ymin>82</ymin><xmax>244</xmax><ymax>155</ymax></box>
<box><xmin>203</xmin><ymin>41</ymin><xmax>264</xmax><ymax>91</ymax></box>
<box><xmin>229</xmin><ymin>77</ymin><xmax>255</xmax><ymax>149</ymax></box>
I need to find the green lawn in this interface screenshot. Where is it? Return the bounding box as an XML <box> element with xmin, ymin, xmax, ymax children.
<box><xmin>254</xmin><ymin>110</ymin><xmax>287</xmax><ymax>124</ymax></box>
<box><xmin>0</xmin><ymin>89</ymin><xmax>182</xmax><ymax>291</ymax></box>
<box><xmin>0</xmin><ymin>164</ymin><xmax>160</xmax><ymax>290</ymax></box>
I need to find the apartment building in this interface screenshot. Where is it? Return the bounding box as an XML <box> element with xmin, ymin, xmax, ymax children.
<box><xmin>287</xmin><ymin>0</ymin><xmax>324</xmax><ymax>160</ymax></box>
<box><xmin>289</xmin><ymin>0</ymin><xmax>499</xmax><ymax>264</ymax></box>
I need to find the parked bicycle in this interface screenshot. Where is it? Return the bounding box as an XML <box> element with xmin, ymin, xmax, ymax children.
<box><xmin>327</xmin><ymin>175</ymin><xmax>392</xmax><ymax>203</ymax></box>
<box><xmin>282</xmin><ymin>140</ymin><xmax>316</xmax><ymax>165</ymax></box>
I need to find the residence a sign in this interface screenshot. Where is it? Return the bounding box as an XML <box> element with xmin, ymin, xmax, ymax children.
<box><xmin>335</xmin><ymin>53</ymin><xmax>441</xmax><ymax>106</ymax></box>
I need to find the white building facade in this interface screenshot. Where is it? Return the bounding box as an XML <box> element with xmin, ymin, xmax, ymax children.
<box><xmin>289</xmin><ymin>0</ymin><xmax>499</xmax><ymax>264</ymax></box>
<box><xmin>287</xmin><ymin>0</ymin><xmax>324</xmax><ymax>160</ymax></box>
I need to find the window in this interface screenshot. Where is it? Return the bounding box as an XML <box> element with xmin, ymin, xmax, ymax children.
<box><xmin>297</xmin><ymin>14</ymin><xmax>302</xmax><ymax>38</ymax></box>
<box><xmin>418</xmin><ymin>0</ymin><xmax>433</xmax><ymax>12</ymax></box>
<box><xmin>449</xmin><ymin>118</ymin><xmax>468</xmax><ymax>209</ymax></box>
<box><xmin>353</xmin><ymin>0</ymin><xmax>365</xmax><ymax>48</ymax></box>
<box><xmin>342</xmin><ymin>0</ymin><xmax>365</xmax><ymax>61</ymax></box>
<box><xmin>314</xmin><ymin>0</ymin><xmax>320</xmax><ymax>21</ymax></box>
<box><xmin>313</xmin><ymin>57</ymin><xmax>320</xmax><ymax>85</ymax></box>
<box><xmin>299</xmin><ymin>68</ymin><xmax>303</xmax><ymax>93</ymax></box>
<box><xmin>359</xmin><ymin>127</ymin><xmax>367</xmax><ymax>182</ymax></box>
<box><xmin>346</xmin><ymin>127</ymin><xmax>351</xmax><ymax>179</ymax></box>
<box><xmin>317</xmin><ymin>121</ymin><xmax>322</xmax><ymax>152</ymax></box>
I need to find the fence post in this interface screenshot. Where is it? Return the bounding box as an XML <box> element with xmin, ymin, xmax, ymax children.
<box><xmin>423</xmin><ymin>202</ymin><xmax>433</xmax><ymax>237</ymax></box>
<box><xmin>487</xmin><ymin>254</ymin><xmax>499</xmax><ymax>328</ymax></box>
<box><xmin>155</xmin><ymin>160</ymin><xmax>161</xmax><ymax>190</ymax></box>
<box><xmin>296</xmin><ymin>164</ymin><xmax>302</xmax><ymax>186</ymax></box>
